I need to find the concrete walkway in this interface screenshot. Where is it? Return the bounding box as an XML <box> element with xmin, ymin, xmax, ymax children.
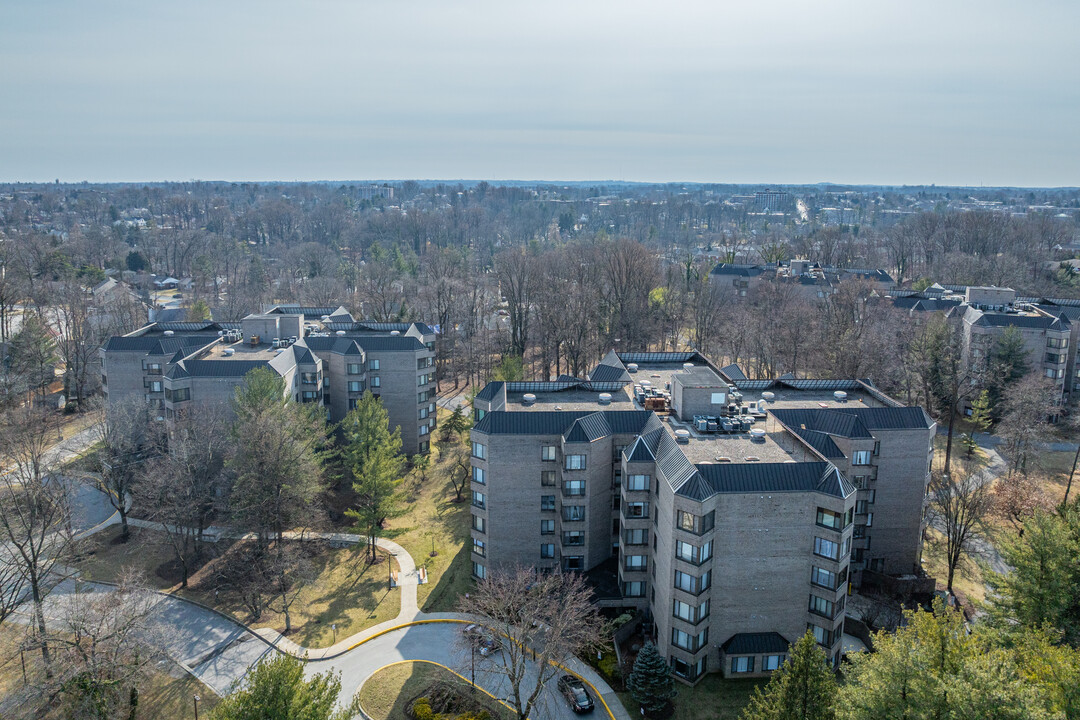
<box><xmin>76</xmin><ymin>504</ymin><xmax>629</xmax><ymax>719</ymax></box>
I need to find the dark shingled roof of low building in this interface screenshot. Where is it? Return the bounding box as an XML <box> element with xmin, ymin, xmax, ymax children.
<box><xmin>720</xmin><ymin>632</ymin><xmax>791</xmax><ymax>656</ymax></box>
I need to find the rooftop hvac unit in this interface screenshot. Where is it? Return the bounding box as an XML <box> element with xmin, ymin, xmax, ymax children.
<box><xmin>390</xmin><ymin>330</ymin><xmax>400</xmax><ymax>336</ymax></box>
<box><xmin>598</xmin><ymin>393</ymin><xmax>612</xmax><ymax>406</ymax></box>
<box><xmin>522</xmin><ymin>393</ymin><xmax>537</xmax><ymax>406</ymax></box>
<box><xmin>273</xmin><ymin>338</ymin><xmax>281</xmax><ymax>348</ymax></box>
<box><xmin>218</xmin><ymin>330</ymin><xmax>224</xmax><ymax>337</ymax></box>
<box><xmin>674</xmin><ymin>429</ymin><xmax>691</xmax><ymax>444</ymax></box>
<box><xmin>696</xmin><ymin>418</ymin><xmax>709</xmax><ymax>432</ymax></box>
<box><xmin>626</xmin><ymin>363</ymin><xmax>639</xmax><ymax>373</ymax></box>
<box><xmin>336</xmin><ymin>330</ymin><xmax>346</xmax><ymax>337</ymax></box>
<box><xmin>223</xmin><ymin>348</ymin><xmax>235</xmax><ymax>357</ymax></box>
<box><xmin>163</xmin><ymin>330</ymin><xmax>174</xmax><ymax>337</ymax></box>
<box><xmin>749</xmin><ymin>428</ymin><xmax>767</xmax><ymax>441</ymax></box>
<box><xmin>834</xmin><ymin>391</ymin><xmax>848</xmax><ymax>402</ymax></box>
<box><xmin>761</xmin><ymin>391</ymin><xmax>775</xmax><ymax>401</ymax></box>
<box><xmin>639</xmin><ymin>380</ymin><xmax>652</xmax><ymax>389</ymax></box>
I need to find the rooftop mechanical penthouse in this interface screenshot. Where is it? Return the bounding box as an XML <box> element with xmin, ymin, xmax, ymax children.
<box><xmin>469</xmin><ymin>351</ymin><xmax>934</xmax><ymax>683</ymax></box>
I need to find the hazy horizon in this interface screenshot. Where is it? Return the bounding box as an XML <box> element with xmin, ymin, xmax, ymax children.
<box><xmin>3</xmin><ymin>1</ymin><xmax>1078</xmax><ymax>187</ymax></box>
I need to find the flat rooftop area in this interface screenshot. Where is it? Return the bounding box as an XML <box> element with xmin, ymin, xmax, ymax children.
<box><xmin>628</xmin><ymin>363</ymin><xmax>888</xmax><ymax>410</ymax></box>
<box><xmin>505</xmin><ymin>387</ymin><xmax>635</xmax><ymax>413</ymax></box>
<box><xmin>200</xmin><ymin>341</ymin><xmax>284</xmax><ymax>361</ymax></box>
<box><xmin>661</xmin><ymin>416</ymin><xmax>809</xmax><ymax>464</ymax></box>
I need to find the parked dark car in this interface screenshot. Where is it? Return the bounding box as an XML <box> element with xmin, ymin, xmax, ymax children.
<box><xmin>557</xmin><ymin>675</ymin><xmax>594</xmax><ymax>713</ymax></box>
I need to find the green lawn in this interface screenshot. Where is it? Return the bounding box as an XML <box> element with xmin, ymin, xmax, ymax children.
<box><xmin>383</xmin><ymin>418</ymin><xmax>474</xmax><ymax>614</ymax></box>
<box><xmin>358</xmin><ymin>661</ymin><xmax>512</xmax><ymax>720</ymax></box>
<box><xmin>618</xmin><ymin>675</ymin><xmax>766</xmax><ymax>720</ymax></box>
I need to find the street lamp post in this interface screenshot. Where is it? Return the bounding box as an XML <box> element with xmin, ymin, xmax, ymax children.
<box><xmin>193</xmin><ymin>694</ymin><xmax>200</xmax><ymax>720</ymax></box>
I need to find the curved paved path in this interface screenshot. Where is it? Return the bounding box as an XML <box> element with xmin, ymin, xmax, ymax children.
<box><xmin>62</xmin><ymin>480</ymin><xmax>630</xmax><ymax>719</ymax></box>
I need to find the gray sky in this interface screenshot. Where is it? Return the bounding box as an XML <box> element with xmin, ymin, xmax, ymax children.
<box><xmin>2</xmin><ymin>0</ymin><xmax>1077</xmax><ymax>186</ymax></box>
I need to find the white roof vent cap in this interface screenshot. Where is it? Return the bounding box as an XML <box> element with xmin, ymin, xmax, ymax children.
<box><xmin>336</xmin><ymin>330</ymin><xmax>346</xmax><ymax>337</ymax></box>
<box><xmin>834</xmin><ymin>391</ymin><xmax>848</xmax><ymax>402</ymax></box>
<box><xmin>163</xmin><ymin>330</ymin><xmax>174</xmax><ymax>336</ymax></box>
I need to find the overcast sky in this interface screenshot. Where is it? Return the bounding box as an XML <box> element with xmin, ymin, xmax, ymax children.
<box><xmin>2</xmin><ymin>0</ymin><xmax>1077</xmax><ymax>186</ymax></box>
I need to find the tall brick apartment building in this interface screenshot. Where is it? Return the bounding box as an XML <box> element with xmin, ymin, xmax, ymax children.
<box><xmin>469</xmin><ymin>352</ymin><xmax>934</xmax><ymax>683</ymax></box>
<box><xmin>100</xmin><ymin>305</ymin><xmax>437</xmax><ymax>454</ymax></box>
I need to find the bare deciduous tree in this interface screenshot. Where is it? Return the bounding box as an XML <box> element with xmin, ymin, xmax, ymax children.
<box><xmin>0</xmin><ymin>405</ymin><xmax>73</xmax><ymax>674</ymax></box>
<box><xmin>458</xmin><ymin>567</ymin><xmax>608</xmax><ymax>720</ymax></box>
<box><xmin>926</xmin><ymin>468</ymin><xmax>993</xmax><ymax>593</ymax></box>
<box><xmin>47</xmin><ymin>573</ymin><xmax>164</xmax><ymax>720</ymax></box>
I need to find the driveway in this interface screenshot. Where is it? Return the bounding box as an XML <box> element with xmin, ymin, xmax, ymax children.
<box><xmin>316</xmin><ymin>622</ymin><xmax>587</xmax><ymax>720</ymax></box>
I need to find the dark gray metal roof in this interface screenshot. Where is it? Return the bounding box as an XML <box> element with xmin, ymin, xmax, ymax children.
<box><xmin>103</xmin><ymin>336</ymin><xmax>209</xmax><ymax>354</ymax></box>
<box><xmin>687</xmin><ymin>462</ymin><xmax>852</xmax><ymax>500</ymax></box>
<box><xmin>720</xmin><ymin>632</ymin><xmax>790</xmax><ymax>655</ymax></box>
<box><xmin>564</xmin><ymin>413</ymin><xmax>613</xmax><ymax>443</ymax></box>
<box><xmin>474</xmin><ymin>382</ymin><xmax>505</xmax><ymax>402</ymax></box>
<box><xmin>267</xmin><ymin>305</ymin><xmax>351</xmax><ymax>318</ymax></box>
<box><xmin>179</xmin><ymin>360</ymin><xmax>269</xmax><ymax>378</ymax></box>
<box><xmin>304</xmin><ymin>337</ymin><xmax>365</xmax><ymax>356</ymax></box>
<box><xmin>719</xmin><ymin>364</ymin><xmax>747</xmax><ymax>380</ymax></box>
<box><xmin>973</xmin><ymin>313</ymin><xmax>1066</xmax><ymax>330</ymax></box>
<box><xmin>770</xmin><ymin>409</ymin><xmax>873</xmax><ymax>439</ymax></box>
<box><xmin>472</xmin><ymin>410</ymin><xmax>653</xmax><ymax>437</ymax></box>
<box><xmin>353</xmin><ymin>336</ymin><xmax>425</xmax><ymax>353</ymax></box>
<box><xmin>842</xmin><ymin>407</ymin><xmax>934</xmax><ymax>430</ymax></box>
<box><xmin>709</xmin><ymin>263</ymin><xmax>765</xmax><ymax>277</ymax></box>
<box><xmin>792</xmin><ymin>428</ymin><xmax>845</xmax><ymax>459</ymax></box>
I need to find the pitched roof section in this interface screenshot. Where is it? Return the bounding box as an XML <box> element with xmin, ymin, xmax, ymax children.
<box><xmin>842</xmin><ymin>407</ymin><xmax>934</xmax><ymax>430</ymax></box>
<box><xmin>624</xmin><ymin>435</ymin><xmax>656</xmax><ymax>463</ymax></box>
<box><xmin>719</xmin><ymin>363</ymin><xmax>747</xmax><ymax>380</ymax></box>
<box><xmin>721</xmin><ymin>632</ymin><xmax>791</xmax><ymax>655</ymax></box>
<box><xmin>688</xmin><ymin>462</ymin><xmax>852</xmax><ymax>499</ymax></box>
<box><xmin>472</xmin><ymin>410</ymin><xmax>654</xmax><ymax>437</ymax></box>
<box><xmin>769</xmin><ymin>409</ymin><xmax>873</xmax><ymax>439</ymax></box>
<box><xmin>791</xmin><ymin>428</ymin><xmax>845</xmax><ymax>459</ymax></box>
<box><xmin>474</xmin><ymin>381</ymin><xmax>505</xmax><ymax>402</ymax></box>
<box><xmin>103</xmin><ymin>335</ymin><xmax>210</xmax><ymax>355</ymax></box>
<box><xmin>589</xmin><ymin>350</ymin><xmax>631</xmax><ymax>384</ymax></box>
<box><xmin>564</xmin><ymin>413</ymin><xmax>613</xmax><ymax>443</ymax></box>
<box><xmin>709</xmin><ymin>263</ymin><xmax>765</xmax><ymax>277</ymax></box>
<box><xmin>303</xmin><ymin>337</ymin><xmax>365</xmax><ymax>356</ymax></box>
<box><xmin>178</xmin><ymin>360</ymin><xmax>268</xmax><ymax>378</ymax></box>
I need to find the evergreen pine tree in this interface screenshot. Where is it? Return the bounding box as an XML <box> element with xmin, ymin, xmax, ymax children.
<box><xmin>344</xmin><ymin>391</ymin><xmax>407</xmax><ymax>563</ymax></box>
<box><xmin>627</xmin><ymin>641</ymin><xmax>677</xmax><ymax>716</ymax></box>
<box><xmin>741</xmin><ymin>632</ymin><xmax>836</xmax><ymax>720</ymax></box>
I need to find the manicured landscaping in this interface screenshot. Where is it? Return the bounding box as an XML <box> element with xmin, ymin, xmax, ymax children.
<box><xmin>358</xmin><ymin>661</ymin><xmax>512</xmax><ymax>720</ymax></box>
<box><xmin>618</xmin><ymin>675</ymin><xmax>766</xmax><ymax>720</ymax></box>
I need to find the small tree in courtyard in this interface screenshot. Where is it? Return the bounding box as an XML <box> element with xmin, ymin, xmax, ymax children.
<box><xmin>626</xmin><ymin>641</ymin><xmax>676</xmax><ymax>717</ymax></box>
<box><xmin>741</xmin><ymin>632</ymin><xmax>836</xmax><ymax>720</ymax></box>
